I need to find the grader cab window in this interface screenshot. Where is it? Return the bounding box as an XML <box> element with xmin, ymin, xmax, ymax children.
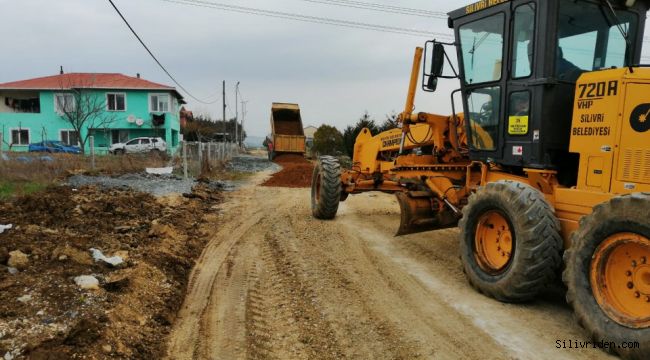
<box><xmin>557</xmin><ymin>0</ymin><xmax>638</xmax><ymax>81</ymax></box>
<box><xmin>512</xmin><ymin>3</ymin><xmax>536</xmax><ymax>79</ymax></box>
<box><xmin>467</xmin><ymin>87</ymin><xmax>500</xmax><ymax>151</ymax></box>
<box><xmin>459</xmin><ymin>13</ymin><xmax>505</xmax><ymax>84</ymax></box>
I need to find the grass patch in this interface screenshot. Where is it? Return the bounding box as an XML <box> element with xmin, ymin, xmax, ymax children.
<box><xmin>0</xmin><ymin>181</ymin><xmax>49</xmax><ymax>200</ymax></box>
<box><xmin>0</xmin><ymin>182</ymin><xmax>16</xmax><ymax>199</ymax></box>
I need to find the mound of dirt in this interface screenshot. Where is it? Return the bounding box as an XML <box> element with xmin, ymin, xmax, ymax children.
<box><xmin>262</xmin><ymin>154</ymin><xmax>314</xmax><ymax>188</ymax></box>
<box><xmin>272</xmin><ymin>154</ymin><xmax>310</xmax><ymax>164</ymax></box>
<box><xmin>0</xmin><ymin>184</ymin><xmax>222</xmax><ymax>359</ymax></box>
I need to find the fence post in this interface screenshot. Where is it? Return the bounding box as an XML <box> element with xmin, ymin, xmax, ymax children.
<box><xmin>89</xmin><ymin>136</ymin><xmax>95</xmax><ymax>169</ymax></box>
<box><xmin>198</xmin><ymin>142</ymin><xmax>203</xmax><ymax>167</ymax></box>
<box><xmin>182</xmin><ymin>141</ymin><xmax>188</xmax><ymax>180</ymax></box>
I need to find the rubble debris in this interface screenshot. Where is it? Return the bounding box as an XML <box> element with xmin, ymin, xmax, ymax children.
<box><xmin>90</xmin><ymin>248</ymin><xmax>124</xmax><ymax>267</ymax></box>
<box><xmin>7</xmin><ymin>250</ymin><xmax>28</xmax><ymax>270</ymax></box>
<box><xmin>0</xmin><ymin>185</ymin><xmax>224</xmax><ymax>358</ymax></box>
<box><xmin>74</xmin><ymin>275</ymin><xmax>100</xmax><ymax>290</ymax></box>
<box><xmin>145</xmin><ymin>167</ymin><xmax>173</xmax><ymax>175</ymax></box>
<box><xmin>16</xmin><ymin>295</ymin><xmax>32</xmax><ymax>303</ymax></box>
<box><xmin>0</xmin><ymin>224</ymin><xmax>12</xmax><ymax>234</ymax></box>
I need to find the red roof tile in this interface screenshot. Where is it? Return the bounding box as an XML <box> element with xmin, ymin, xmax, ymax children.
<box><xmin>0</xmin><ymin>73</ymin><xmax>183</xmax><ymax>100</ymax></box>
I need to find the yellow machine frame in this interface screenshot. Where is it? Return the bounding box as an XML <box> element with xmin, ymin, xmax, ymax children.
<box><xmin>341</xmin><ymin>48</ymin><xmax>650</xmax><ymax>245</ymax></box>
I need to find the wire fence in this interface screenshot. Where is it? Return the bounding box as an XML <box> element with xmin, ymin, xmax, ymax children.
<box><xmin>176</xmin><ymin>141</ymin><xmax>240</xmax><ymax>178</ymax></box>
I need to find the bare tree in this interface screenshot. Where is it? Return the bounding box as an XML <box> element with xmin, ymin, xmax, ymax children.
<box><xmin>56</xmin><ymin>77</ymin><xmax>116</xmax><ymax>154</ymax></box>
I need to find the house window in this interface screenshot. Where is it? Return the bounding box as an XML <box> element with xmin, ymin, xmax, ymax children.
<box><xmin>55</xmin><ymin>94</ymin><xmax>76</xmax><ymax>113</ymax></box>
<box><xmin>107</xmin><ymin>93</ymin><xmax>126</xmax><ymax>111</ymax></box>
<box><xmin>111</xmin><ymin>130</ymin><xmax>129</xmax><ymax>144</ymax></box>
<box><xmin>150</xmin><ymin>94</ymin><xmax>170</xmax><ymax>113</ymax></box>
<box><xmin>61</xmin><ymin>130</ymin><xmax>80</xmax><ymax>146</ymax></box>
<box><xmin>11</xmin><ymin>129</ymin><xmax>29</xmax><ymax>145</ymax></box>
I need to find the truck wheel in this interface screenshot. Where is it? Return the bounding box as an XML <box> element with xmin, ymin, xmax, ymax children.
<box><xmin>563</xmin><ymin>193</ymin><xmax>650</xmax><ymax>360</ymax></box>
<box><xmin>459</xmin><ymin>180</ymin><xmax>562</xmax><ymax>302</ymax></box>
<box><xmin>311</xmin><ymin>156</ymin><xmax>341</xmax><ymax>220</ymax></box>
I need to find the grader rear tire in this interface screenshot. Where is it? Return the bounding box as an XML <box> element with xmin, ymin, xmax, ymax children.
<box><xmin>563</xmin><ymin>193</ymin><xmax>650</xmax><ymax>360</ymax></box>
<box><xmin>459</xmin><ymin>180</ymin><xmax>563</xmax><ymax>302</ymax></box>
<box><xmin>311</xmin><ymin>156</ymin><xmax>341</xmax><ymax>220</ymax></box>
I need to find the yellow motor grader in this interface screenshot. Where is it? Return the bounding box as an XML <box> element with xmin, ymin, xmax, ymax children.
<box><xmin>311</xmin><ymin>0</ymin><xmax>650</xmax><ymax>358</ymax></box>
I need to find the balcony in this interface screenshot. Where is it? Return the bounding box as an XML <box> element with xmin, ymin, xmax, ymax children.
<box><xmin>0</xmin><ymin>91</ymin><xmax>41</xmax><ymax>114</ymax></box>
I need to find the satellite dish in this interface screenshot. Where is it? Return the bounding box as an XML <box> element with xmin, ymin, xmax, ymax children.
<box><xmin>136</xmin><ymin>118</ymin><xmax>144</xmax><ymax>127</ymax></box>
<box><xmin>127</xmin><ymin>115</ymin><xmax>136</xmax><ymax>123</ymax></box>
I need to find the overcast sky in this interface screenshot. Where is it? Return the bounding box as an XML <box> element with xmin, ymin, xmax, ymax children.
<box><xmin>1</xmin><ymin>0</ymin><xmax>649</xmax><ymax>137</ymax></box>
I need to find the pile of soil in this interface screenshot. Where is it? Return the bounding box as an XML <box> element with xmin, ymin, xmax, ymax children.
<box><xmin>0</xmin><ymin>184</ymin><xmax>222</xmax><ymax>359</ymax></box>
<box><xmin>273</xmin><ymin>121</ymin><xmax>303</xmax><ymax>136</ymax></box>
<box><xmin>262</xmin><ymin>154</ymin><xmax>314</xmax><ymax>188</ymax></box>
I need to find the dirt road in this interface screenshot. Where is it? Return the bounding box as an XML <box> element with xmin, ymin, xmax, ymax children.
<box><xmin>167</xmin><ymin>172</ymin><xmax>615</xmax><ymax>360</ymax></box>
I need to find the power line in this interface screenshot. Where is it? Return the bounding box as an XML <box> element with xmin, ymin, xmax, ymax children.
<box><xmin>160</xmin><ymin>0</ymin><xmax>454</xmax><ymax>39</ymax></box>
<box><xmin>106</xmin><ymin>0</ymin><xmax>220</xmax><ymax>104</ymax></box>
<box><xmin>317</xmin><ymin>0</ymin><xmax>446</xmax><ymax>16</ymax></box>
<box><xmin>296</xmin><ymin>0</ymin><xmax>447</xmax><ymax>19</ymax></box>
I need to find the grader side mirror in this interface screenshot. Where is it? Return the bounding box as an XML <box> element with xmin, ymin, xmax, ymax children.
<box><xmin>423</xmin><ymin>43</ymin><xmax>446</xmax><ymax>92</ymax></box>
<box><xmin>431</xmin><ymin>43</ymin><xmax>445</xmax><ymax>77</ymax></box>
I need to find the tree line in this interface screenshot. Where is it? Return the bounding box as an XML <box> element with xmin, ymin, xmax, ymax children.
<box><xmin>312</xmin><ymin>111</ymin><xmax>398</xmax><ymax>157</ymax></box>
<box><xmin>181</xmin><ymin>114</ymin><xmax>246</xmax><ymax>143</ymax></box>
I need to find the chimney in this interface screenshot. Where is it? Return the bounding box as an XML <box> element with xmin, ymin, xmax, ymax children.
<box><xmin>60</xmin><ymin>66</ymin><xmax>64</xmax><ymax>75</ymax></box>
<box><xmin>136</xmin><ymin>73</ymin><xmax>140</xmax><ymax>79</ymax></box>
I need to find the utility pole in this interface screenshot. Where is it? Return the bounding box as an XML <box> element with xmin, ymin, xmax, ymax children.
<box><xmin>241</xmin><ymin>100</ymin><xmax>248</xmax><ymax>147</ymax></box>
<box><xmin>222</xmin><ymin>80</ymin><xmax>226</xmax><ymax>143</ymax></box>
<box><xmin>235</xmin><ymin>81</ymin><xmax>240</xmax><ymax>147</ymax></box>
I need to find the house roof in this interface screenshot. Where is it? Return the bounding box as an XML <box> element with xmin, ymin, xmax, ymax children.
<box><xmin>0</xmin><ymin>73</ymin><xmax>185</xmax><ymax>103</ymax></box>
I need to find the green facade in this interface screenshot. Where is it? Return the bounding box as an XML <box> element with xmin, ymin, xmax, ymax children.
<box><xmin>0</xmin><ymin>89</ymin><xmax>181</xmax><ymax>154</ymax></box>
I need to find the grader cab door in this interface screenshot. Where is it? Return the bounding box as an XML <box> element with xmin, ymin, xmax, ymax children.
<box><xmin>451</xmin><ymin>1</ymin><xmax>546</xmax><ymax>168</ymax></box>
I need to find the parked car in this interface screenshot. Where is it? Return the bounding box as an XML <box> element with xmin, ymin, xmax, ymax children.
<box><xmin>28</xmin><ymin>140</ymin><xmax>81</xmax><ymax>154</ymax></box>
<box><xmin>109</xmin><ymin>137</ymin><xmax>167</xmax><ymax>154</ymax></box>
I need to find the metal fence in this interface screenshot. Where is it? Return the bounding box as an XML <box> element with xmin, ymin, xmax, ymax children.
<box><xmin>177</xmin><ymin>141</ymin><xmax>240</xmax><ymax>178</ymax></box>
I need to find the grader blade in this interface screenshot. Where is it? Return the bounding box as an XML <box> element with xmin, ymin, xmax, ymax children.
<box><xmin>395</xmin><ymin>192</ymin><xmax>440</xmax><ymax>236</ymax></box>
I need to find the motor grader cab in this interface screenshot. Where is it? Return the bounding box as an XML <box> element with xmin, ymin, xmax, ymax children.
<box><xmin>311</xmin><ymin>0</ymin><xmax>650</xmax><ymax>357</ymax></box>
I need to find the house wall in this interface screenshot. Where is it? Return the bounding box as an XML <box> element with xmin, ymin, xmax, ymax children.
<box><xmin>0</xmin><ymin>89</ymin><xmax>181</xmax><ymax>154</ymax></box>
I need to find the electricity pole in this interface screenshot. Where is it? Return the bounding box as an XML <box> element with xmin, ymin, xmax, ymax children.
<box><xmin>222</xmin><ymin>80</ymin><xmax>226</xmax><ymax>143</ymax></box>
<box><xmin>241</xmin><ymin>100</ymin><xmax>248</xmax><ymax>147</ymax></box>
<box><xmin>235</xmin><ymin>81</ymin><xmax>240</xmax><ymax>147</ymax></box>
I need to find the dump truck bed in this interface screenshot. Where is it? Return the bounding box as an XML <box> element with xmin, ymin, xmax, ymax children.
<box><xmin>271</xmin><ymin>103</ymin><xmax>306</xmax><ymax>154</ymax></box>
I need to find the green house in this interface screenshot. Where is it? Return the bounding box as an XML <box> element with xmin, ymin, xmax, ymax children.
<box><xmin>0</xmin><ymin>72</ymin><xmax>185</xmax><ymax>154</ymax></box>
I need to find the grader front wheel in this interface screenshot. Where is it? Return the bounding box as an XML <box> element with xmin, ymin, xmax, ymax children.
<box><xmin>459</xmin><ymin>181</ymin><xmax>563</xmax><ymax>302</ymax></box>
<box><xmin>474</xmin><ymin>210</ymin><xmax>514</xmax><ymax>274</ymax></box>
<box><xmin>311</xmin><ymin>156</ymin><xmax>342</xmax><ymax>220</ymax></box>
<box><xmin>564</xmin><ymin>193</ymin><xmax>650</xmax><ymax>359</ymax></box>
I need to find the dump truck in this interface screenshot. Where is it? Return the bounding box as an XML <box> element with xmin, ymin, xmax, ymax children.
<box><xmin>311</xmin><ymin>1</ymin><xmax>650</xmax><ymax>358</ymax></box>
<box><xmin>269</xmin><ymin>103</ymin><xmax>306</xmax><ymax>160</ymax></box>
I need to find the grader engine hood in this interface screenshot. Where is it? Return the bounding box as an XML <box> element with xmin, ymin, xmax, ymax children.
<box><xmin>570</xmin><ymin>68</ymin><xmax>650</xmax><ymax>194</ymax></box>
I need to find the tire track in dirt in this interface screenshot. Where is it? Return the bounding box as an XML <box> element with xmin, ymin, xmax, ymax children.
<box><xmin>166</xmin><ymin>181</ymin><xmax>267</xmax><ymax>359</ymax></box>
<box><xmin>338</xmin><ymin>193</ymin><xmax>615</xmax><ymax>360</ymax></box>
<box><xmin>167</xmin><ymin>169</ymin><xmax>616</xmax><ymax>360</ymax></box>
